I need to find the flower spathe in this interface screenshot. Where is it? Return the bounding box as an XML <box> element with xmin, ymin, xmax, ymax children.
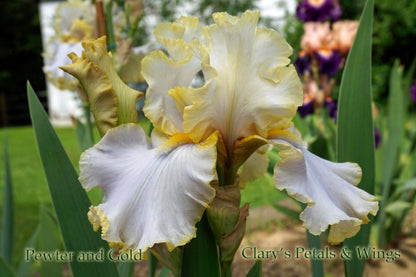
<box><xmin>64</xmin><ymin>10</ymin><xmax>378</xmax><ymax>252</ymax></box>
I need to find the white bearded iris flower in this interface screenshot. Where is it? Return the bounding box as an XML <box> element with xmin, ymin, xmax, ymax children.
<box><xmin>61</xmin><ymin>10</ymin><xmax>378</xmax><ymax>253</ymax></box>
<box><xmin>44</xmin><ymin>0</ymin><xmax>127</xmax><ymax>91</ymax></box>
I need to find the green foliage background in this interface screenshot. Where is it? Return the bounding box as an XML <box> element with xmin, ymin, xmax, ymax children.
<box><xmin>342</xmin><ymin>0</ymin><xmax>416</xmax><ymax>103</ymax></box>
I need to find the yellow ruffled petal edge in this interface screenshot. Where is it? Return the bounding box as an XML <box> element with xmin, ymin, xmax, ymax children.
<box><xmin>82</xmin><ymin>36</ymin><xmax>143</xmax><ymax>125</ymax></box>
<box><xmin>153</xmin><ymin>16</ymin><xmax>203</xmax><ymax>61</ymax></box>
<box><xmin>159</xmin><ymin>130</ymin><xmax>220</xmax><ymax>252</ymax></box>
<box><xmin>80</xmin><ymin>124</ymin><xmax>218</xmax><ymax>251</ymax></box>
<box><xmin>60</xmin><ymin>53</ymin><xmax>119</xmax><ymax>136</ymax></box>
<box><xmin>141</xmin><ymin>49</ymin><xmax>201</xmax><ymax>136</ymax></box>
<box><xmin>272</xmin><ymin>142</ymin><xmax>378</xmax><ymax>245</ymax></box>
<box><xmin>88</xmin><ymin>206</ymin><xmax>148</xmax><ymax>259</ymax></box>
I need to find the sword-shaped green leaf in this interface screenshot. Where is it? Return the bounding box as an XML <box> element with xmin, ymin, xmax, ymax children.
<box><xmin>27</xmin><ymin>82</ymin><xmax>119</xmax><ymax>277</ymax></box>
<box><xmin>181</xmin><ymin>213</ymin><xmax>220</xmax><ymax>277</ymax></box>
<box><xmin>147</xmin><ymin>250</ymin><xmax>159</xmax><ymax>277</ymax></box>
<box><xmin>1</xmin><ymin>134</ymin><xmax>14</xmax><ymax>265</ymax></box>
<box><xmin>0</xmin><ymin>256</ymin><xmax>14</xmax><ymax>277</ymax></box>
<box><xmin>378</xmin><ymin>60</ymin><xmax>406</xmax><ymax>248</ymax></box>
<box><xmin>75</xmin><ymin>119</ymin><xmax>92</xmax><ymax>152</ymax></box>
<box><xmin>246</xmin><ymin>260</ymin><xmax>262</xmax><ymax>277</ymax></box>
<box><xmin>39</xmin><ymin>207</ymin><xmax>62</xmax><ymax>277</ymax></box>
<box><xmin>16</xmin><ymin>226</ymin><xmax>40</xmax><ymax>277</ymax></box>
<box><xmin>336</xmin><ymin>0</ymin><xmax>375</xmax><ymax>276</ymax></box>
<box><xmin>118</xmin><ymin>261</ymin><xmax>136</xmax><ymax>277</ymax></box>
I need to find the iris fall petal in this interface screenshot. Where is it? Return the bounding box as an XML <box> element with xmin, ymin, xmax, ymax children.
<box><xmin>80</xmin><ymin>124</ymin><xmax>218</xmax><ymax>251</ymax></box>
<box><xmin>270</xmin><ymin>138</ymin><xmax>379</xmax><ymax>244</ymax></box>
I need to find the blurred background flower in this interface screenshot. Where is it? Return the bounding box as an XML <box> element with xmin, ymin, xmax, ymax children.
<box><xmin>296</xmin><ymin>0</ymin><xmax>342</xmax><ymax>22</ymax></box>
<box><xmin>411</xmin><ymin>79</ymin><xmax>416</xmax><ymax>103</ymax></box>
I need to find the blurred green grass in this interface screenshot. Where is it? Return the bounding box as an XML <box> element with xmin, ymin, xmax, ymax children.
<box><xmin>0</xmin><ymin>124</ymin><xmax>289</xmax><ymax>267</ymax></box>
<box><xmin>0</xmin><ymin>126</ymin><xmax>81</xmax><ymax>266</ymax></box>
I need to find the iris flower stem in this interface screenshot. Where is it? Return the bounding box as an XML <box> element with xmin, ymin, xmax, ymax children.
<box><xmin>220</xmin><ymin>261</ymin><xmax>232</xmax><ymax>277</ymax></box>
<box><xmin>217</xmin><ymin>156</ymin><xmax>237</xmax><ymax>188</ymax></box>
<box><xmin>214</xmin><ymin>163</ymin><xmax>242</xmax><ymax>276</ymax></box>
<box><xmin>95</xmin><ymin>1</ymin><xmax>107</xmax><ymax>38</ymax></box>
<box><xmin>128</xmin><ymin>17</ymin><xmax>141</xmax><ymax>39</ymax></box>
<box><xmin>83</xmin><ymin>104</ymin><xmax>94</xmax><ymax>145</ymax></box>
<box><xmin>105</xmin><ymin>0</ymin><xmax>116</xmax><ymax>53</ymax></box>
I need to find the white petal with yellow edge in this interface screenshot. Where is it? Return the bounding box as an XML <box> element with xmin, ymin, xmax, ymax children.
<box><xmin>142</xmin><ymin>49</ymin><xmax>202</xmax><ymax>135</ymax></box>
<box><xmin>79</xmin><ymin>124</ymin><xmax>217</xmax><ymax>252</ymax></box>
<box><xmin>154</xmin><ymin>16</ymin><xmax>204</xmax><ymax>62</ymax></box>
<box><xmin>177</xmin><ymin>10</ymin><xmax>303</xmax><ymax>148</ymax></box>
<box><xmin>269</xmin><ymin>139</ymin><xmax>378</xmax><ymax>245</ymax></box>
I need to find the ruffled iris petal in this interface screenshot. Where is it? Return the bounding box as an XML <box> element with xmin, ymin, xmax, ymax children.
<box><xmin>142</xmin><ymin>49</ymin><xmax>202</xmax><ymax>135</ymax></box>
<box><xmin>81</xmin><ymin>37</ymin><xmax>143</xmax><ymax>125</ymax></box>
<box><xmin>269</xmin><ymin>137</ymin><xmax>379</xmax><ymax>244</ymax></box>
<box><xmin>142</xmin><ymin>15</ymin><xmax>209</xmax><ymax>136</ymax></box>
<box><xmin>177</xmin><ymin>10</ymin><xmax>302</xmax><ymax>148</ymax></box>
<box><xmin>60</xmin><ymin>52</ymin><xmax>119</xmax><ymax>135</ymax></box>
<box><xmin>79</xmin><ymin>124</ymin><xmax>218</xmax><ymax>251</ymax></box>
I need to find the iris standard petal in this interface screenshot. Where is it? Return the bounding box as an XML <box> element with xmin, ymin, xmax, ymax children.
<box><xmin>269</xmin><ymin>138</ymin><xmax>378</xmax><ymax>244</ymax></box>
<box><xmin>79</xmin><ymin>124</ymin><xmax>218</xmax><ymax>252</ymax></box>
<box><xmin>176</xmin><ymin>10</ymin><xmax>303</xmax><ymax>149</ymax></box>
<box><xmin>142</xmin><ymin>15</ymin><xmax>209</xmax><ymax>136</ymax></box>
<box><xmin>153</xmin><ymin>16</ymin><xmax>204</xmax><ymax>62</ymax></box>
<box><xmin>142</xmin><ymin>48</ymin><xmax>202</xmax><ymax>135</ymax></box>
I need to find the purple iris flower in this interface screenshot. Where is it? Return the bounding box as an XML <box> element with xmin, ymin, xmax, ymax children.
<box><xmin>315</xmin><ymin>49</ymin><xmax>342</xmax><ymax>76</ymax></box>
<box><xmin>295</xmin><ymin>51</ymin><xmax>311</xmax><ymax>75</ymax></box>
<box><xmin>331</xmin><ymin>4</ymin><xmax>342</xmax><ymax>21</ymax></box>
<box><xmin>296</xmin><ymin>0</ymin><xmax>342</xmax><ymax>22</ymax></box>
<box><xmin>411</xmin><ymin>79</ymin><xmax>416</xmax><ymax>103</ymax></box>
<box><xmin>326</xmin><ymin>99</ymin><xmax>337</xmax><ymax>122</ymax></box>
<box><xmin>374</xmin><ymin>128</ymin><xmax>382</xmax><ymax>149</ymax></box>
<box><xmin>298</xmin><ymin>101</ymin><xmax>315</xmax><ymax>118</ymax></box>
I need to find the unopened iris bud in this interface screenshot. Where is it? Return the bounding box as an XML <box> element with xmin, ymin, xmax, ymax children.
<box><xmin>219</xmin><ymin>204</ymin><xmax>249</xmax><ymax>263</ymax></box>
<box><xmin>206</xmin><ymin>180</ymin><xmax>241</xmax><ymax>244</ymax></box>
<box><xmin>207</xmin><ymin>180</ymin><xmax>249</xmax><ymax>263</ymax></box>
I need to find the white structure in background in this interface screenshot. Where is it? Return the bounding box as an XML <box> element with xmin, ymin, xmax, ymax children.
<box><xmin>39</xmin><ymin>0</ymin><xmax>296</xmax><ymax>126</ymax></box>
<box><xmin>39</xmin><ymin>1</ymin><xmax>83</xmax><ymax>126</ymax></box>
